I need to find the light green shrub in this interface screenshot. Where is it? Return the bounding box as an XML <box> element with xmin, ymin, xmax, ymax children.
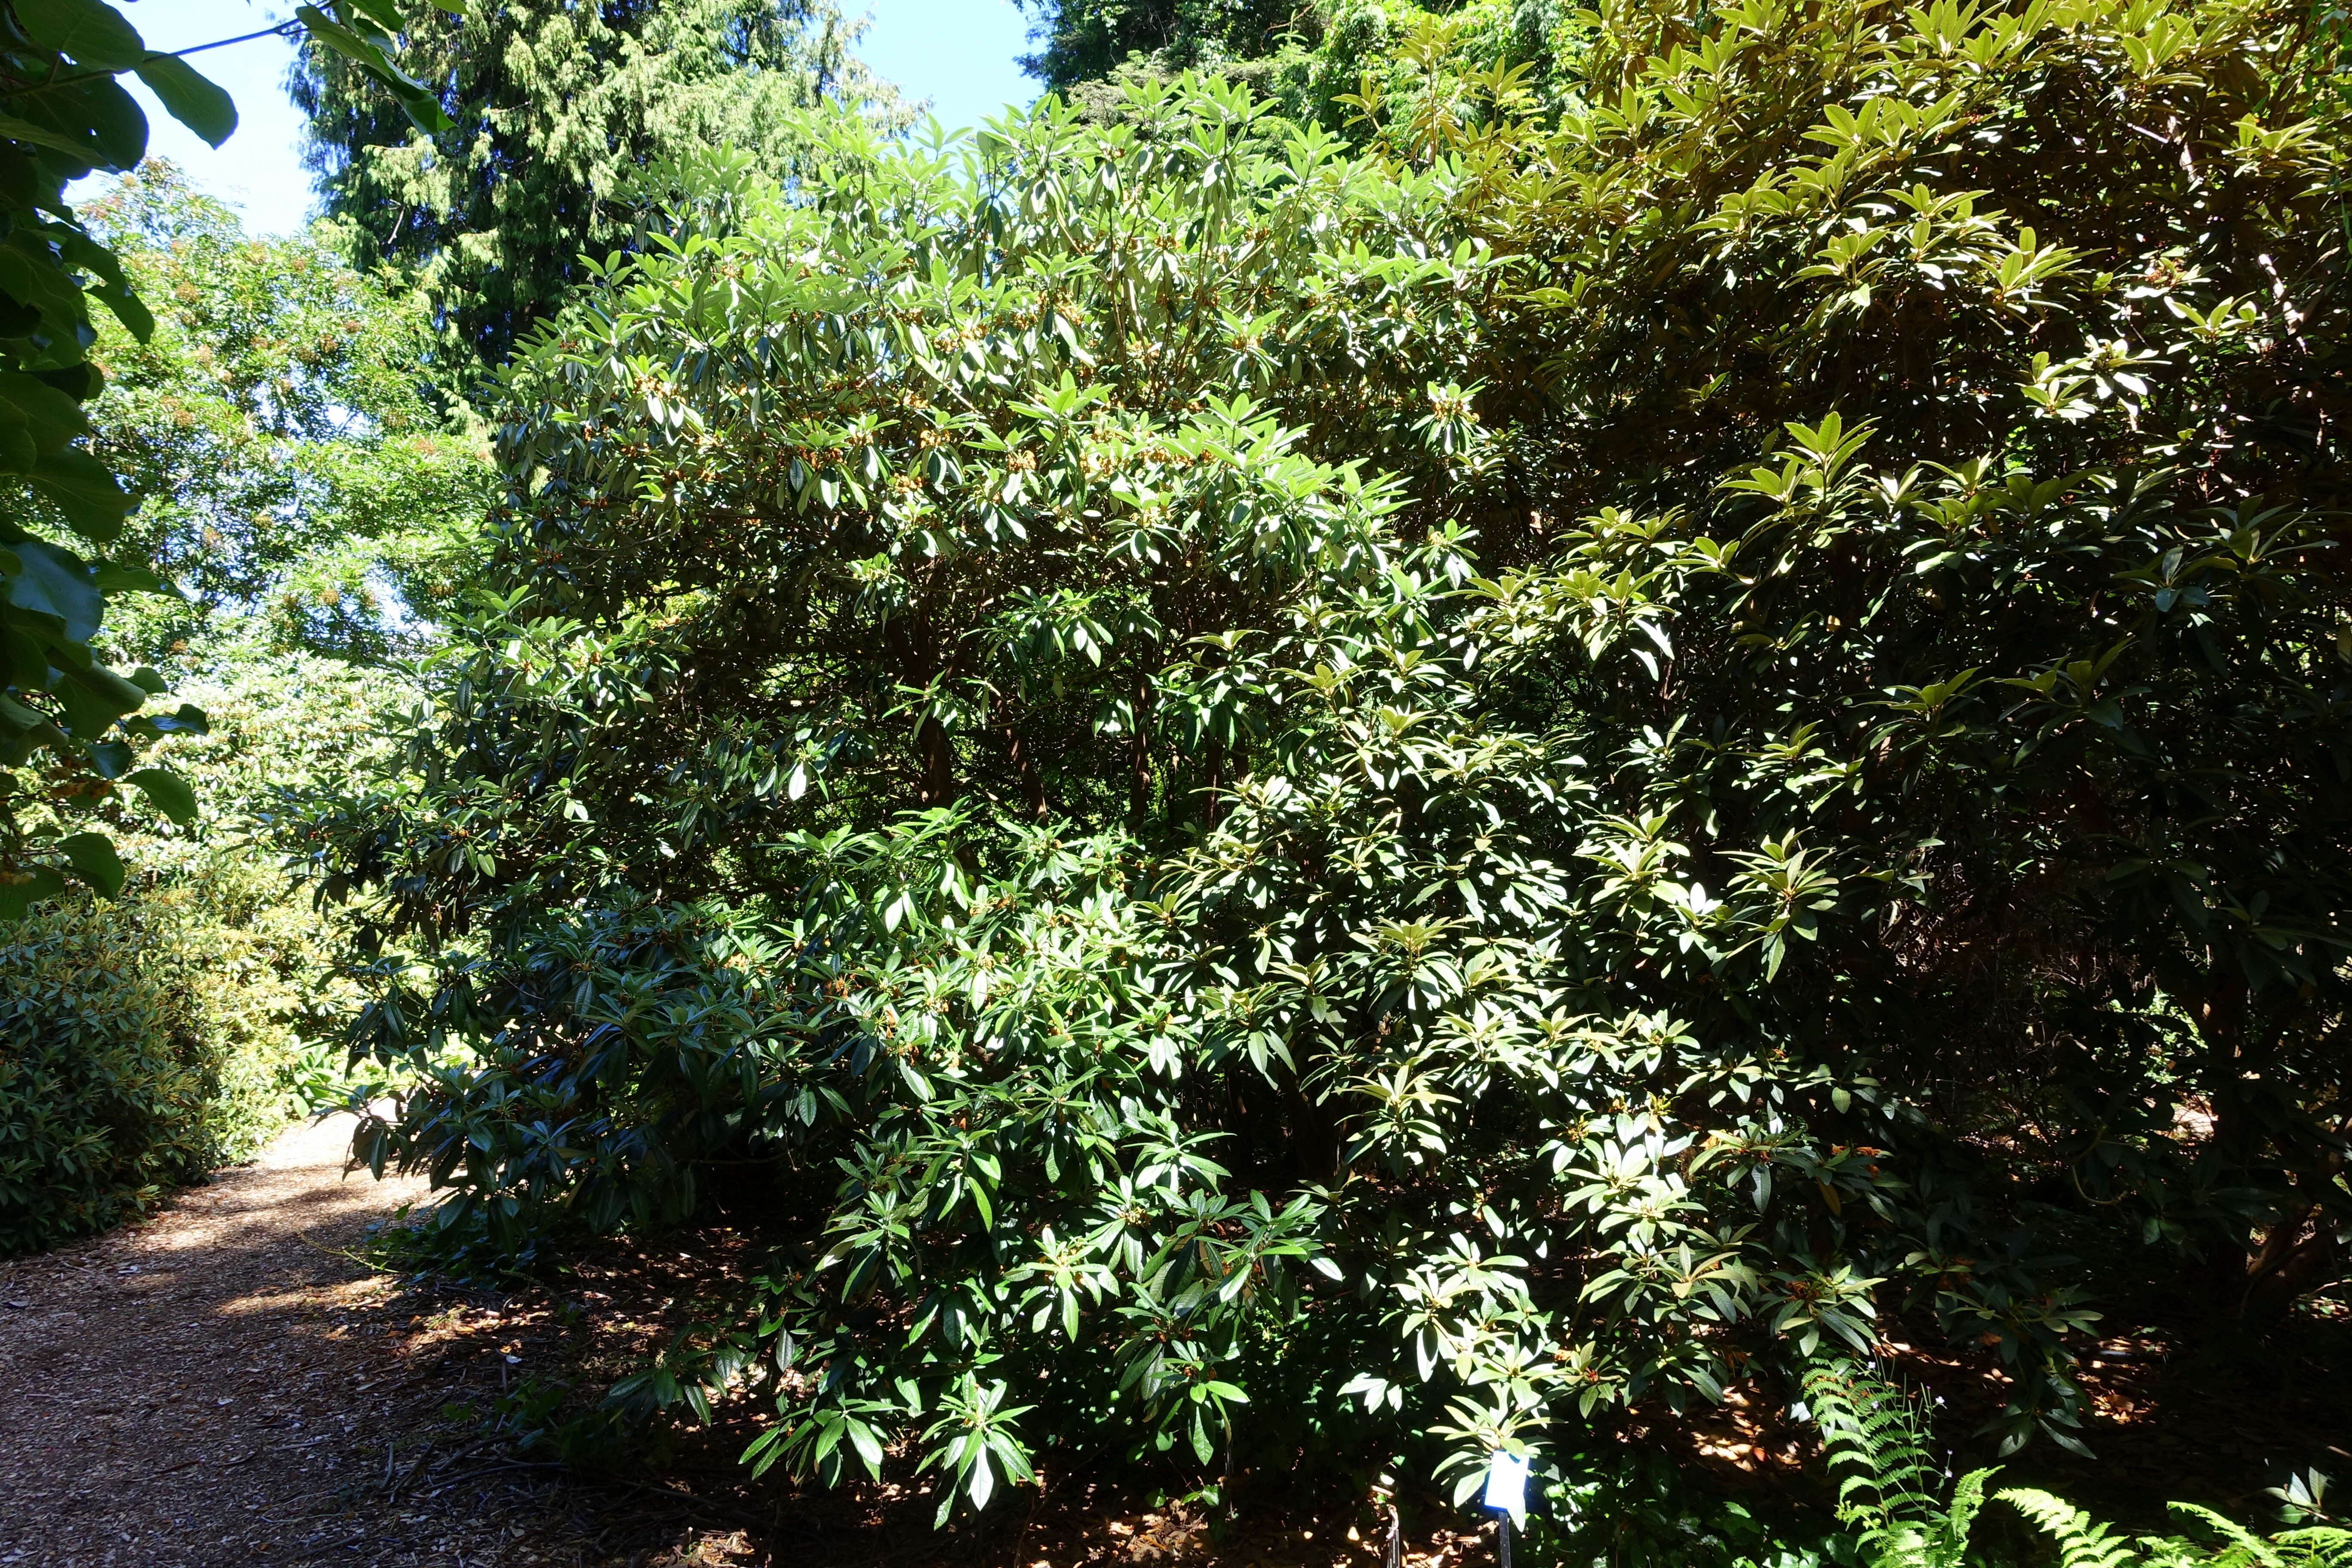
<box><xmin>0</xmin><ymin>854</ymin><xmax>377</xmax><ymax>1257</ymax></box>
<box><xmin>0</xmin><ymin>892</ymin><xmax>221</xmax><ymax>1253</ymax></box>
<box><xmin>0</xmin><ymin>633</ymin><xmax>404</xmax><ymax>1255</ymax></box>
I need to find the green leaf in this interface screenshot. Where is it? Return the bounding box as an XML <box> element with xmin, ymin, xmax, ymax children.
<box><xmin>32</xmin><ymin>361</ymin><xmax>101</xmax><ymax>401</ymax></box>
<box><xmin>337</xmin><ymin>0</ymin><xmax>407</xmax><ymax>34</ymax></box>
<box><xmin>59</xmin><ymin>656</ymin><xmax>145</xmax><ymax>716</ymax></box>
<box><xmin>3</xmin><ymin>533</ymin><xmax>100</xmax><ymax>640</ymax></box>
<box><xmin>846</xmin><ymin>1418</ymin><xmax>884</xmax><ymax>1475</ymax></box>
<box><xmin>28</xmin><ymin>446</ymin><xmax>134</xmax><ymax>542</ymax></box>
<box><xmin>92</xmin><ymin>557</ymin><xmax>171</xmax><ymax>596</ymax></box>
<box><xmin>0</xmin><ymin>110</ymin><xmax>102</xmax><ymax>164</ymax></box>
<box><xmin>0</xmin><ymin>229</ymin><xmax>97</xmax><ymax>335</ymax></box>
<box><xmin>296</xmin><ymin>6</ymin><xmax>454</xmax><ymax>133</ymax></box>
<box><xmin>124</xmin><ymin>701</ymin><xmax>206</xmax><ymax>736</ymax></box>
<box><xmin>135</xmin><ymin>54</ymin><xmax>237</xmax><ymax>147</ymax></box>
<box><xmin>12</xmin><ymin>0</ymin><xmax>147</xmax><ymax>69</ymax></box>
<box><xmin>0</xmin><ymin>689</ymin><xmax>50</xmax><ymax>737</ymax></box>
<box><xmin>0</xmin><ymin>865</ymin><xmax>66</xmax><ymax>920</ymax></box>
<box><xmin>0</xmin><ymin>370</ymin><xmax>94</xmax><ymax>459</ymax></box>
<box><xmin>88</xmin><ymin>275</ymin><xmax>153</xmax><ymax>340</ymax></box>
<box><xmin>126</xmin><ymin>766</ymin><xmax>196</xmax><ymax>825</ymax></box>
<box><xmin>5</xmin><ymin>75</ymin><xmax>150</xmax><ymax>170</ymax></box>
<box><xmin>0</xmin><ymin>624</ymin><xmax>43</xmax><ymax>687</ymax></box>
<box><xmin>57</xmin><ymin>830</ymin><xmax>124</xmax><ymax>896</ymax></box>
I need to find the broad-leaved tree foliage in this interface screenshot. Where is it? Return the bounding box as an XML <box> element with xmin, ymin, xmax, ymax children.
<box><xmin>294</xmin><ymin>0</ymin><xmax>905</xmax><ymax>371</ymax></box>
<box><xmin>0</xmin><ymin>0</ymin><xmax>453</xmax><ymax>917</ymax></box>
<box><xmin>84</xmin><ymin>163</ymin><xmax>494</xmax><ymax>660</ymax></box>
<box><xmin>300</xmin><ymin>0</ymin><xmax>2349</xmax><ymax>1523</ymax></box>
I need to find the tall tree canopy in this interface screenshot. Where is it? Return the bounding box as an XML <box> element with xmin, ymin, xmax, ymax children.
<box><xmin>83</xmin><ymin>164</ymin><xmax>493</xmax><ymax>662</ymax></box>
<box><xmin>0</xmin><ymin>0</ymin><xmax>447</xmax><ymax>918</ymax></box>
<box><xmin>294</xmin><ymin>0</ymin><xmax>903</xmax><ymax>370</ymax></box>
<box><xmin>1014</xmin><ymin>0</ymin><xmax>1304</xmax><ymax>89</ymax></box>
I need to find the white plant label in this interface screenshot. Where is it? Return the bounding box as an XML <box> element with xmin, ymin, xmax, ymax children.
<box><xmin>1482</xmin><ymin>1450</ymin><xmax>1528</xmax><ymax>1515</ymax></box>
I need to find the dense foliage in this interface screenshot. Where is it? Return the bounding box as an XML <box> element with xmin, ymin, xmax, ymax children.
<box><xmin>85</xmin><ymin>163</ymin><xmax>493</xmax><ymax>659</ymax></box>
<box><xmin>0</xmin><ymin>621</ymin><xmax>416</xmax><ymax>1258</ymax></box>
<box><xmin>0</xmin><ymin>0</ymin><xmax>449</xmax><ymax>916</ymax></box>
<box><xmin>0</xmin><ymin>615</ymin><xmax>420</xmax><ymax>1255</ymax></box>
<box><xmin>0</xmin><ymin>890</ymin><xmax>224</xmax><ymax>1253</ymax></box>
<box><xmin>294</xmin><ymin>0</ymin><xmax>905</xmax><ymax>370</ymax></box>
<box><xmin>1014</xmin><ymin>0</ymin><xmax>1305</xmax><ymax>89</ymax></box>
<box><xmin>2</xmin><ymin>166</ymin><xmax>466</xmax><ymax>1254</ymax></box>
<box><xmin>299</xmin><ymin>0</ymin><xmax>2352</xmax><ymax>1521</ymax></box>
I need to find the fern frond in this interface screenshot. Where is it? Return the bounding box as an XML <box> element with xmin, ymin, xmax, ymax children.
<box><xmin>2168</xmin><ymin>1501</ymin><xmax>2286</xmax><ymax>1568</ymax></box>
<box><xmin>1805</xmin><ymin>1359</ymin><xmax>1937</xmax><ymax>1533</ymax></box>
<box><xmin>2000</xmin><ymin>1486</ymin><xmax>2139</xmax><ymax>1568</ymax></box>
<box><xmin>1928</xmin><ymin>1467</ymin><xmax>2000</xmax><ymax>1567</ymax></box>
<box><xmin>2269</xmin><ymin>1526</ymin><xmax>2352</xmax><ymax>1568</ymax></box>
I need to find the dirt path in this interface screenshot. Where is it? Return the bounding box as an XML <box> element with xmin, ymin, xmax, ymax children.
<box><xmin>0</xmin><ymin>1116</ymin><xmax>609</xmax><ymax>1568</ymax></box>
<box><xmin>0</xmin><ymin>1117</ymin><xmax>1415</xmax><ymax>1568</ymax></box>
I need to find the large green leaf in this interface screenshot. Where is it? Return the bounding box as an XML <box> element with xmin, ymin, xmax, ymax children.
<box><xmin>0</xmin><ymin>110</ymin><xmax>102</xmax><ymax>164</ymax></box>
<box><xmin>135</xmin><ymin>54</ymin><xmax>237</xmax><ymax>147</ymax></box>
<box><xmin>28</xmin><ymin>446</ymin><xmax>134</xmax><ymax>542</ymax></box>
<box><xmin>125</xmin><ymin>766</ymin><xmax>197</xmax><ymax>826</ymax></box>
<box><xmin>0</xmin><ymin>419</ymin><xmax>34</xmax><ymax>472</ymax></box>
<box><xmin>0</xmin><ymin>689</ymin><xmax>50</xmax><ymax>737</ymax></box>
<box><xmin>0</xmin><ymin>370</ymin><xmax>94</xmax><ymax>458</ymax></box>
<box><xmin>0</xmin><ymin>229</ymin><xmax>96</xmax><ymax>337</ymax></box>
<box><xmin>12</xmin><ymin>0</ymin><xmax>147</xmax><ymax>69</ymax></box>
<box><xmin>2</xmin><ymin>533</ymin><xmax>99</xmax><ymax>641</ymax></box>
<box><xmin>0</xmin><ymin>865</ymin><xmax>65</xmax><ymax>921</ymax></box>
<box><xmin>2</xmin><ymin>76</ymin><xmax>149</xmax><ymax>172</ymax></box>
<box><xmin>296</xmin><ymin>6</ymin><xmax>454</xmax><ymax>134</ymax></box>
<box><xmin>0</xmin><ymin>623</ymin><xmax>43</xmax><ymax>688</ymax></box>
<box><xmin>57</xmin><ymin>655</ymin><xmax>148</xmax><ymax>722</ymax></box>
<box><xmin>91</xmin><ymin>557</ymin><xmax>172</xmax><ymax>596</ymax></box>
<box><xmin>56</xmin><ymin>830</ymin><xmax>124</xmax><ymax>896</ymax></box>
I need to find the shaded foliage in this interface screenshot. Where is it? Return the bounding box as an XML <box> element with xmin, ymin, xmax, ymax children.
<box><xmin>1014</xmin><ymin>0</ymin><xmax>1309</xmax><ymax>89</ymax></box>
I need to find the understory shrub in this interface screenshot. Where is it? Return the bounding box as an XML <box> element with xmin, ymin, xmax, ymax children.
<box><xmin>0</xmin><ymin>891</ymin><xmax>225</xmax><ymax>1253</ymax></box>
<box><xmin>0</xmin><ymin>857</ymin><xmax>374</xmax><ymax>1256</ymax></box>
<box><xmin>0</xmin><ymin>640</ymin><xmax>403</xmax><ymax>1256</ymax></box>
<box><xmin>300</xmin><ymin>0</ymin><xmax>2349</xmax><ymax>1532</ymax></box>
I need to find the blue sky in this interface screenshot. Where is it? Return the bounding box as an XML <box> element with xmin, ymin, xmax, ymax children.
<box><xmin>82</xmin><ymin>0</ymin><xmax>1037</xmax><ymax>235</ymax></box>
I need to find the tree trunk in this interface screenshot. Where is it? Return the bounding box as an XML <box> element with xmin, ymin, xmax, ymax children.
<box><xmin>1006</xmin><ymin>719</ymin><xmax>1047</xmax><ymax>819</ymax></box>
<box><xmin>1128</xmin><ymin>675</ymin><xmax>1152</xmax><ymax>824</ymax></box>
<box><xmin>917</xmin><ymin>713</ymin><xmax>954</xmax><ymax>808</ymax></box>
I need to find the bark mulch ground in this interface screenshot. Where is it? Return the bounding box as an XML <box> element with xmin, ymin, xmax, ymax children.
<box><xmin>0</xmin><ymin>1117</ymin><xmax>694</xmax><ymax>1568</ymax></box>
<box><xmin>0</xmin><ymin>1117</ymin><xmax>1417</xmax><ymax>1568</ymax></box>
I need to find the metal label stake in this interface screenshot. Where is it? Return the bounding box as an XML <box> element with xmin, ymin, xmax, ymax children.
<box><xmin>1482</xmin><ymin>1450</ymin><xmax>1529</xmax><ymax>1568</ymax></box>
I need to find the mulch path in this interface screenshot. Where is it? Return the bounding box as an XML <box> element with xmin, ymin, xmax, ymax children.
<box><xmin>0</xmin><ymin>1118</ymin><xmax>1413</xmax><ymax>1568</ymax></box>
<box><xmin>0</xmin><ymin>1118</ymin><xmax>640</xmax><ymax>1567</ymax></box>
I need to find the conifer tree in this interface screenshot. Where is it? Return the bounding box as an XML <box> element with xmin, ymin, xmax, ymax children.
<box><xmin>293</xmin><ymin>0</ymin><xmax>900</xmax><ymax>369</ymax></box>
